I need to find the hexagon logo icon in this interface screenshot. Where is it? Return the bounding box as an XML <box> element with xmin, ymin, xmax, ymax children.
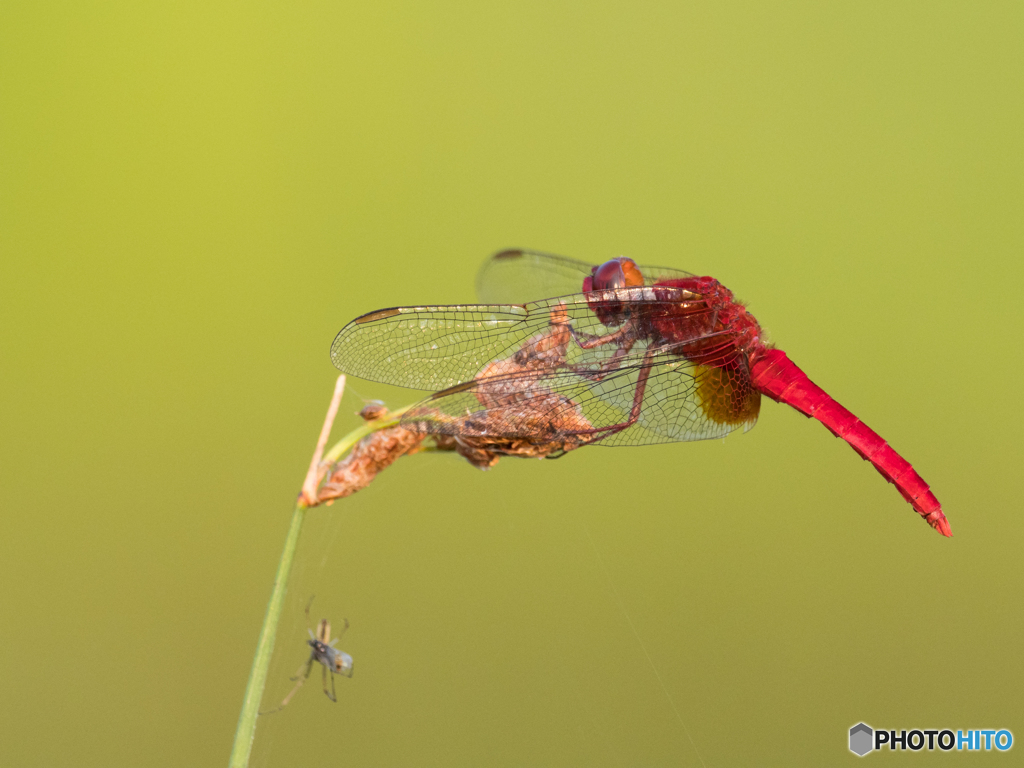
<box><xmin>849</xmin><ymin>723</ymin><xmax>873</xmax><ymax>756</ymax></box>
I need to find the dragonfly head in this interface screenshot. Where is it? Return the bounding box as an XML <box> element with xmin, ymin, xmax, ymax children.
<box><xmin>584</xmin><ymin>258</ymin><xmax>645</xmax><ymax>292</ymax></box>
<box><xmin>583</xmin><ymin>258</ymin><xmax>645</xmax><ymax>327</ymax></box>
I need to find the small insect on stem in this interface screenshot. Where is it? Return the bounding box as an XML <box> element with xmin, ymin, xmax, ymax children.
<box><xmin>359</xmin><ymin>400</ymin><xmax>389</xmax><ymax>421</ymax></box>
<box><xmin>259</xmin><ymin>596</ymin><xmax>354</xmax><ymax>715</ymax></box>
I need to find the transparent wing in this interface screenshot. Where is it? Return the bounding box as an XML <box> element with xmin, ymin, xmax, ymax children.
<box><xmin>587</xmin><ymin>353</ymin><xmax>761</xmax><ymax>444</ymax></box>
<box><xmin>330</xmin><ymin>287</ymin><xmax>703</xmax><ymax>392</ymax></box>
<box><xmin>475</xmin><ymin>249</ymin><xmax>594</xmax><ymax>303</ymax></box>
<box><xmin>401</xmin><ymin>348</ymin><xmax>761</xmax><ymax>447</ymax></box>
<box><xmin>331</xmin><ymin>269</ymin><xmax>760</xmax><ymax>446</ymax></box>
<box><xmin>475</xmin><ymin>249</ymin><xmax>697</xmax><ymax>304</ymax></box>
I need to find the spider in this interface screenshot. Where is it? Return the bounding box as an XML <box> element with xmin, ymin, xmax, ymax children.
<box><xmin>261</xmin><ymin>596</ymin><xmax>353</xmax><ymax>714</ymax></box>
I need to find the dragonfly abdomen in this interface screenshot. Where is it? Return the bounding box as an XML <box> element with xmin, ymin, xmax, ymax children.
<box><xmin>750</xmin><ymin>348</ymin><xmax>951</xmax><ymax>537</ymax></box>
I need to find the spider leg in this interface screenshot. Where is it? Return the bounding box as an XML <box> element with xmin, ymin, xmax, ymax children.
<box><xmin>290</xmin><ymin>654</ymin><xmax>315</xmax><ymax>681</ymax></box>
<box><xmin>322</xmin><ymin>664</ymin><xmax>338</xmax><ymax>702</ymax></box>
<box><xmin>277</xmin><ymin>676</ymin><xmax>306</xmax><ymax>709</ymax></box>
<box><xmin>333</xmin><ymin>618</ymin><xmax>350</xmax><ymax>641</ymax></box>
<box><xmin>260</xmin><ymin>658</ymin><xmax>313</xmax><ymax>715</ymax></box>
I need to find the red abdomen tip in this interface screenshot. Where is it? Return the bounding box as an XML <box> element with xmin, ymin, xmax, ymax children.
<box><xmin>750</xmin><ymin>348</ymin><xmax>950</xmax><ymax>538</ymax></box>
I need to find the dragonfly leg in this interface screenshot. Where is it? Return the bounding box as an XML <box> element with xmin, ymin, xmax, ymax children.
<box><xmin>576</xmin><ymin>348</ymin><xmax>658</xmax><ymax>445</ymax></box>
<box><xmin>568</xmin><ymin>338</ymin><xmax>636</xmax><ymax>382</ymax></box>
<box><xmin>570</xmin><ymin>319</ymin><xmax>635</xmax><ymax>350</ymax></box>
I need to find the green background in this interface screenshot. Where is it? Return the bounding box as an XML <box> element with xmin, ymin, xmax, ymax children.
<box><xmin>2</xmin><ymin>1</ymin><xmax>1021</xmax><ymax>765</ymax></box>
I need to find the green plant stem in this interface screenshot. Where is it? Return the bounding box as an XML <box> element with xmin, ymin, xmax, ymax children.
<box><xmin>228</xmin><ymin>501</ymin><xmax>306</xmax><ymax>768</ymax></box>
<box><xmin>228</xmin><ymin>403</ymin><xmax>414</xmax><ymax>768</ymax></box>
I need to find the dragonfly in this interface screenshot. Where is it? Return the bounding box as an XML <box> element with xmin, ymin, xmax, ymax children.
<box><xmin>330</xmin><ymin>249</ymin><xmax>950</xmax><ymax>537</ymax></box>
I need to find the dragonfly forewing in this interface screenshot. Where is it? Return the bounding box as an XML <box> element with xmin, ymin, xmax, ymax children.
<box><xmin>330</xmin><ymin>290</ymin><xmax>697</xmax><ymax>391</ymax></box>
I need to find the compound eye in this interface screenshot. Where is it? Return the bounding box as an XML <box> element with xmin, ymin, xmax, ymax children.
<box><xmin>591</xmin><ymin>259</ymin><xmax>626</xmax><ymax>290</ymax></box>
<box><xmin>618</xmin><ymin>258</ymin><xmax>644</xmax><ymax>286</ymax></box>
<box><xmin>591</xmin><ymin>258</ymin><xmax>644</xmax><ymax>290</ymax></box>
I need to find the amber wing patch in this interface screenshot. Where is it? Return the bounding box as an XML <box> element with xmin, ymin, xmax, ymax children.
<box><xmin>696</xmin><ymin>362</ymin><xmax>761</xmax><ymax>427</ymax></box>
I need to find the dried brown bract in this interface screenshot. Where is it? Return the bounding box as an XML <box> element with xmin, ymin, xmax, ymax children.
<box><xmin>316</xmin><ymin>426</ymin><xmax>426</xmax><ymax>504</ymax></box>
<box><xmin>418</xmin><ymin>392</ymin><xmax>594</xmax><ymax>469</ymax></box>
<box><xmin>314</xmin><ymin>306</ymin><xmax>593</xmax><ymax>499</ymax></box>
<box><xmin>473</xmin><ymin>304</ymin><xmax>573</xmax><ymax>408</ymax></box>
<box><xmin>432</xmin><ymin>432</ymin><xmax>573</xmax><ymax>469</ymax></box>
<box><xmin>404</xmin><ymin>305</ymin><xmax>594</xmax><ymax>467</ymax></box>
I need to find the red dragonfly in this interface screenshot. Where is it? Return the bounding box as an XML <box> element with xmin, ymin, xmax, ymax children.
<box><xmin>331</xmin><ymin>249</ymin><xmax>950</xmax><ymax>537</ymax></box>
